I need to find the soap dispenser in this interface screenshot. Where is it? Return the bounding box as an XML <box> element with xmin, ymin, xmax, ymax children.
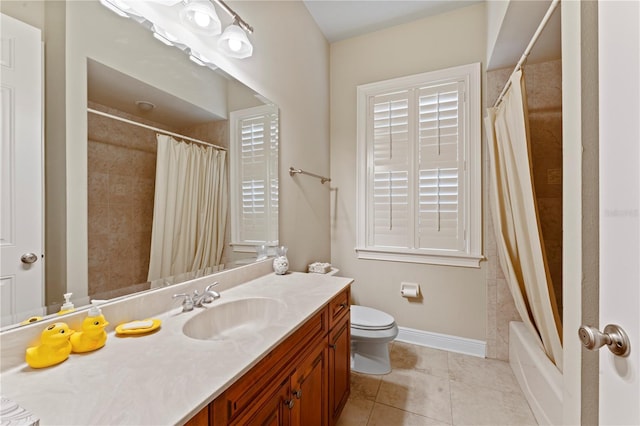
<box><xmin>57</xmin><ymin>292</ymin><xmax>75</xmax><ymax>315</ymax></box>
<box><xmin>70</xmin><ymin>302</ymin><xmax>109</xmax><ymax>353</ymax></box>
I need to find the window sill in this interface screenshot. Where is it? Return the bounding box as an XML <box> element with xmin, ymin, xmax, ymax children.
<box><xmin>230</xmin><ymin>242</ymin><xmax>278</xmax><ymax>254</ymax></box>
<box><xmin>355</xmin><ymin>247</ymin><xmax>484</xmax><ymax>268</ymax></box>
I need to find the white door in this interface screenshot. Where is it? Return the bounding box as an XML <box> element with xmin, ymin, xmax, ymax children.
<box><xmin>0</xmin><ymin>14</ymin><xmax>44</xmax><ymax>327</ymax></box>
<box><xmin>598</xmin><ymin>1</ymin><xmax>639</xmax><ymax>424</ymax></box>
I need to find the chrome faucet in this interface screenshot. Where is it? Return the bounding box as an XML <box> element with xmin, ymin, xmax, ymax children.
<box><xmin>193</xmin><ymin>282</ymin><xmax>221</xmax><ymax>307</ymax></box>
<box><xmin>173</xmin><ymin>282</ymin><xmax>221</xmax><ymax>312</ymax></box>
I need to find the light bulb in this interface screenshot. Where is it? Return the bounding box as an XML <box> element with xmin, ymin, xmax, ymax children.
<box><xmin>228</xmin><ymin>38</ymin><xmax>243</xmax><ymax>52</ymax></box>
<box><xmin>193</xmin><ymin>11</ymin><xmax>211</xmax><ymax>28</ymax></box>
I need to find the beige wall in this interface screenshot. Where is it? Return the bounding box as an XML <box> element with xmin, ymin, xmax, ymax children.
<box><xmin>213</xmin><ymin>1</ymin><xmax>331</xmax><ymax>272</ymax></box>
<box><xmin>330</xmin><ymin>3</ymin><xmax>487</xmax><ymax>340</ymax></box>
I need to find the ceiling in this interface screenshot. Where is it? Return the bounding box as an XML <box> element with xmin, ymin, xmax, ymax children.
<box><xmin>87</xmin><ymin>59</ymin><xmax>222</xmax><ymax>128</ymax></box>
<box><xmin>303</xmin><ymin>0</ymin><xmax>482</xmax><ymax>43</ymax></box>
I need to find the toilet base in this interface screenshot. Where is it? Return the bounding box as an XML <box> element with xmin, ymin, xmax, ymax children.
<box><xmin>351</xmin><ymin>340</ymin><xmax>392</xmax><ymax>375</ymax></box>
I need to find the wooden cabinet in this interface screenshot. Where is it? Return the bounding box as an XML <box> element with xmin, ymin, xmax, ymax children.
<box><xmin>184</xmin><ymin>405</ymin><xmax>210</xmax><ymax>426</ymax></box>
<box><xmin>328</xmin><ymin>314</ymin><xmax>350</xmax><ymax>426</ymax></box>
<box><xmin>202</xmin><ymin>286</ymin><xmax>350</xmax><ymax>426</ymax></box>
<box><xmin>291</xmin><ymin>340</ymin><xmax>328</xmax><ymax>426</ymax></box>
<box><xmin>236</xmin><ymin>376</ymin><xmax>291</xmax><ymax>426</ymax></box>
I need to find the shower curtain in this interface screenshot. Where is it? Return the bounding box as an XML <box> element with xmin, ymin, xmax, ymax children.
<box><xmin>147</xmin><ymin>134</ymin><xmax>228</xmax><ymax>281</ymax></box>
<box><xmin>485</xmin><ymin>70</ymin><xmax>563</xmax><ymax>370</ymax></box>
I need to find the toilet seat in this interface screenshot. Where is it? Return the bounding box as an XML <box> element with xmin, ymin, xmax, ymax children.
<box><xmin>351</xmin><ymin>305</ymin><xmax>396</xmax><ymax>331</ymax></box>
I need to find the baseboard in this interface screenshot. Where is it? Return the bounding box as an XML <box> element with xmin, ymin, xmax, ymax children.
<box><xmin>395</xmin><ymin>326</ymin><xmax>486</xmax><ymax>358</ymax></box>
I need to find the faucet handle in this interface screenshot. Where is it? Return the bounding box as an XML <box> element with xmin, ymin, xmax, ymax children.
<box><xmin>173</xmin><ymin>293</ymin><xmax>194</xmax><ymax>312</ymax></box>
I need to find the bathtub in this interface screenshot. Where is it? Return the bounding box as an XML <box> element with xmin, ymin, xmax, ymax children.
<box><xmin>509</xmin><ymin>321</ymin><xmax>563</xmax><ymax>425</ymax></box>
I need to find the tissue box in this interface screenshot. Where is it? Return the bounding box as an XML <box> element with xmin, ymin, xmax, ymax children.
<box><xmin>307</xmin><ymin>262</ymin><xmax>332</xmax><ymax>274</ymax></box>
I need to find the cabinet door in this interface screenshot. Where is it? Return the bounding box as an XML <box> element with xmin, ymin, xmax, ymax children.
<box><xmin>328</xmin><ymin>314</ymin><xmax>350</xmax><ymax>425</ymax></box>
<box><xmin>235</xmin><ymin>377</ymin><xmax>291</xmax><ymax>426</ymax></box>
<box><xmin>291</xmin><ymin>341</ymin><xmax>328</xmax><ymax>426</ymax></box>
<box><xmin>184</xmin><ymin>405</ymin><xmax>209</xmax><ymax>426</ymax></box>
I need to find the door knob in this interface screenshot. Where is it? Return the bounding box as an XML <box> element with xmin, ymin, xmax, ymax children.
<box><xmin>578</xmin><ymin>324</ymin><xmax>631</xmax><ymax>357</ymax></box>
<box><xmin>20</xmin><ymin>253</ymin><xmax>38</xmax><ymax>264</ymax></box>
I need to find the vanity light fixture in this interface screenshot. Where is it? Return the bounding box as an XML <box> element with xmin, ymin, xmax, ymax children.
<box><xmin>180</xmin><ymin>0</ymin><xmax>222</xmax><ymax>36</ymax></box>
<box><xmin>217</xmin><ymin>21</ymin><xmax>253</xmax><ymax>59</ymax></box>
<box><xmin>99</xmin><ymin>0</ymin><xmax>132</xmax><ymax>18</ymax></box>
<box><xmin>188</xmin><ymin>51</ymin><xmax>208</xmax><ymax>67</ymax></box>
<box><xmin>152</xmin><ymin>25</ymin><xmax>179</xmax><ymax>46</ymax></box>
<box><xmin>99</xmin><ymin>0</ymin><xmax>254</xmax><ymax>59</ymax></box>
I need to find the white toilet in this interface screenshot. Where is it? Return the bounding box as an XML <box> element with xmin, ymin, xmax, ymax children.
<box><xmin>350</xmin><ymin>305</ymin><xmax>399</xmax><ymax>375</ymax></box>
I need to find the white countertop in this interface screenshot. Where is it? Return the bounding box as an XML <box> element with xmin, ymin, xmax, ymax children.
<box><xmin>0</xmin><ymin>272</ymin><xmax>352</xmax><ymax>425</ymax></box>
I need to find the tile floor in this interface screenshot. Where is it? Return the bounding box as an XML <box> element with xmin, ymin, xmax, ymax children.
<box><xmin>336</xmin><ymin>341</ymin><xmax>537</xmax><ymax>426</ymax></box>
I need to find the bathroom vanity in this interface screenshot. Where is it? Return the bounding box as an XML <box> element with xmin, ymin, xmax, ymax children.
<box><xmin>0</xmin><ymin>267</ymin><xmax>351</xmax><ymax>425</ymax></box>
<box><xmin>193</xmin><ymin>286</ymin><xmax>350</xmax><ymax>425</ymax></box>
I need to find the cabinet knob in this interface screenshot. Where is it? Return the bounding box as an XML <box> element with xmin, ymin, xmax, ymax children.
<box><xmin>284</xmin><ymin>399</ymin><xmax>295</xmax><ymax>409</ymax></box>
<box><xmin>328</xmin><ymin>344</ymin><xmax>336</xmax><ymax>349</ymax></box>
<box><xmin>292</xmin><ymin>389</ymin><xmax>302</xmax><ymax>399</ymax></box>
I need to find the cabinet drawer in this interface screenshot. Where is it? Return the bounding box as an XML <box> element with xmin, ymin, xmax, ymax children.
<box><xmin>328</xmin><ymin>287</ymin><xmax>350</xmax><ymax>329</ymax></box>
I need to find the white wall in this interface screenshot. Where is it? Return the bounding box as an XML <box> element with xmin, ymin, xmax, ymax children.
<box><xmin>330</xmin><ymin>3</ymin><xmax>487</xmax><ymax>340</ymax></box>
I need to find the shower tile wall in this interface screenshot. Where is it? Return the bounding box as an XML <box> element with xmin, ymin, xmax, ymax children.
<box><xmin>485</xmin><ymin>59</ymin><xmax>563</xmax><ymax>360</ymax></box>
<box><xmin>87</xmin><ymin>103</ymin><xmax>168</xmax><ymax>300</ymax></box>
<box><xmin>87</xmin><ymin>103</ymin><xmax>228</xmax><ymax>300</ymax></box>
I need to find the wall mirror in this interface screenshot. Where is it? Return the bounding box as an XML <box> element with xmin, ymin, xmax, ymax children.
<box><xmin>0</xmin><ymin>0</ymin><xmax>278</xmax><ymax>330</ymax></box>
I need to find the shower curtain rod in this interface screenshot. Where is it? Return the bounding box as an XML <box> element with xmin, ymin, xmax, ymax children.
<box><xmin>87</xmin><ymin>108</ymin><xmax>227</xmax><ymax>151</ymax></box>
<box><xmin>492</xmin><ymin>0</ymin><xmax>560</xmax><ymax>108</ymax></box>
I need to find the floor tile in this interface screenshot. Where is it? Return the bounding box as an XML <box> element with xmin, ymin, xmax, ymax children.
<box><xmin>336</xmin><ymin>397</ymin><xmax>374</xmax><ymax>426</ymax></box>
<box><xmin>368</xmin><ymin>403</ymin><xmax>451</xmax><ymax>426</ymax></box>
<box><xmin>351</xmin><ymin>371</ymin><xmax>383</xmax><ymax>401</ymax></box>
<box><xmin>376</xmin><ymin>369</ymin><xmax>452</xmax><ymax>424</ymax></box>
<box><xmin>338</xmin><ymin>342</ymin><xmax>537</xmax><ymax>426</ymax></box>
<box><xmin>390</xmin><ymin>342</ymin><xmax>450</xmax><ymax>379</ymax></box>
<box><xmin>450</xmin><ymin>380</ymin><xmax>537</xmax><ymax>426</ymax></box>
<box><xmin>447</xmin><ymin>352</ymin><xmax>521</xmax><ymax>394</ymax></box>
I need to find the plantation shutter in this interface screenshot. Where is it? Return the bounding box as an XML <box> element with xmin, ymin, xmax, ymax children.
<box><xmin>237</xmin><ymin>109</ymin><xmax>278</xmax><ymax>244</ymax></box>
<box><xmin>268</xmin><ymin>111</ymin><xmax>279</xmax><ymax>244</ymax></box>
<box><xmin>368</xmin><ymin>91</ymin><xmax>412</xmax><ymax>248</ymax></box>
<box><xmin>366</xmin><ymin>81</ymin><xmax>465</xmax><ymax>252</ymax></box>
<box><xmin>417</xmin><ymin>81</ymin><xmax>465</xmax><ymax>250</ymax></box>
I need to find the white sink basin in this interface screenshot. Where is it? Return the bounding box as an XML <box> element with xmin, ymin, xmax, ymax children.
<box><xmin>182</xmin><ymin>297</ymin><xmax>287</xmax><ymax>341</ymax></box>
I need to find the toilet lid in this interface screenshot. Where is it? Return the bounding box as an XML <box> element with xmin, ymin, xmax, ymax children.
<box><xmin>351</xmin><ymin>305</ymin><xmax>395</xmax><ymax>330</ymax></box>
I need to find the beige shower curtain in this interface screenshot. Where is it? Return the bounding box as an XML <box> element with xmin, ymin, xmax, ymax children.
<box><xmin>147</xmin><ymin>134</ymin><xmax>228</xmax><ymax>281</ymax></box>
<box><xmin>485</xmin><ymin>70</ymin><xmax>563</xmax><ymax>370</ymax></box>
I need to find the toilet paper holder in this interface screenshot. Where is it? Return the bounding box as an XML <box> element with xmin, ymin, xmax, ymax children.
<box><xmin>400</xmin><ymin>282</ymin><xmax>420</xmax><ymax>298</ymax></box>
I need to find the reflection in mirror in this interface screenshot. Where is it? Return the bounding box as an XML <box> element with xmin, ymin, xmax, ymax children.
<box><xmin>0</xmin><ymin>0</ymin><xmax>278</xmax><ymax>330</ymax></box>
<box><xmin>86</xmin><ymin>60</ymin><xmax>278</xmax><ymax>310</ymax></box>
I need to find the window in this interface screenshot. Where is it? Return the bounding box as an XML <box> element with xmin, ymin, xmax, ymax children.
<box><xmin>230</xmin><ymin>105</ymin><xmax>279</xmax><ymax>252</ymax></box>
<box><xmin>356</xmin><ymin>63</ymin><xmax>482</xmax><ymax>267</ymax></box>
